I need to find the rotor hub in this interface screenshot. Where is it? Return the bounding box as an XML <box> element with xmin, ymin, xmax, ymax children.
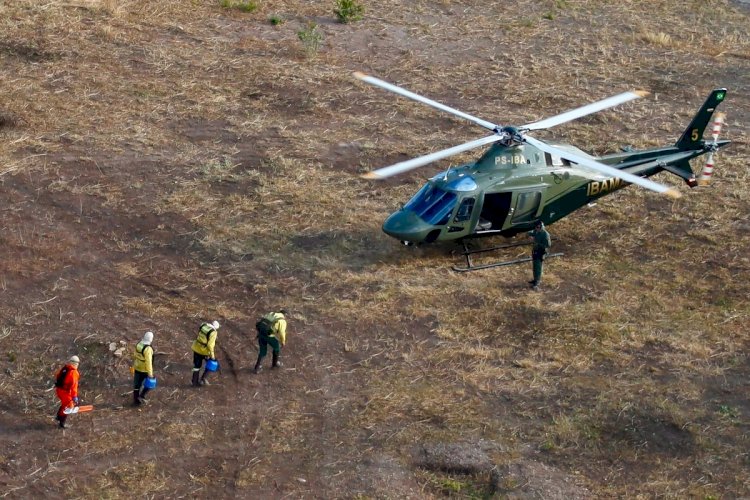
<box><xmin>498</xmin><ymin>126</ymin><xmax>522</xmax><ymax>145</ymax></box>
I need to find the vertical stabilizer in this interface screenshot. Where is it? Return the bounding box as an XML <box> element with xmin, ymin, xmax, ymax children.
<box><xmin>675</xmin><ymin>88</ymin><xmax>727</xmax><ymax>150</ymax></box>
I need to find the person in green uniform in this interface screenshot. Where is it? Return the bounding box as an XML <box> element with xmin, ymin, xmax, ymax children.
<box><xmin>253</xmin><ymin>310</ymin><xmax>287</xmax><ymax>374</ymax></box>
<box><xmin>527</xmin><ymin>220</ymin><xmax>551</xmax><ymax>290</ymax></box>
<box><xmin>191</xmin><ymin>321</ymin><xmax>219</xmax><ymax>386</ymax></box>
<box><xmin>132</xmin><ymin>331</ymin><xmax>155</xmax><ymax>406</ymax></box>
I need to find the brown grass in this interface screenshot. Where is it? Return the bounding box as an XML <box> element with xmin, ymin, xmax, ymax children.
<box><xmin>0</xmin><ymin>0</ymin><xmax>748</xmax><ymax>497</ymax></box>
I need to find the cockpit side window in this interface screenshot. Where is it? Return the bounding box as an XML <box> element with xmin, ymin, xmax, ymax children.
<box><xmin>454</xmin><ymin>198</ymin><xmax>475</xmax><ymax>222</ymax></box>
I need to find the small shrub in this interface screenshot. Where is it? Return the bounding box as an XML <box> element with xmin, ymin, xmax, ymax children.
<box><xmin>641</xmin><ymin>31</ymin><xmax>673</xmax><ymax>47</ymax></box>
<box><xmin>269</xmin><ymin>14</ymin><xmax>285</xmax><ymax>26</ymax></box>
<box><xmin>219</xmin><ymin>0</ymin><xmax>257</xmax><ymax>12</ymax></box>
<box><xmin>540</xmin><ymin>439</ymin><xmax>556</xmax><ymax>451</ymax></box>
<box><xmin>200</xmin><ymin>156</ymin><xmax>238</xmax><ymax>181</ymax></box>
<box><xmin>334</xmin><ymin>0</ymin><xmax>364</xmax><ymax>24</ymax></box>
<box><xmin>237</xmin><ymin>1</ymin><xmax>257</xmax><ymax>13</ymax></box>
<box><xmin>440</xmin><ymin>477</ymin><xmax>465</xmax><ymax>493</ymax></box>
<box><xmin>297</xmin><ymin>23</ymin><xmax>323</xmax><ymax>57</ymax></box>
<box><xmin>718</xmin><ymin>405</ymin><xmax>738</xmax><ymax>419</ymax></box>
<box><xmin>0</xmin><ymin>111</ymin><xmax>18</xmax><ymax>129</ymax></box>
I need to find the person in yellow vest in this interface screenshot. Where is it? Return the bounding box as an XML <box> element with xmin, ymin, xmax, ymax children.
<box><xmin>191</xmin><ymin>320</ymin><xmax>219</xmax><ymax>386</ymax></box>
<box><xmin>253</xmin><ymin>310</ymin><xmax>287</xmax><ymax>374</ymax></box>
<box><xmin>132</xmin><ymin>331</ymin><xmax>155</xmax><ymax>406</ymax></box>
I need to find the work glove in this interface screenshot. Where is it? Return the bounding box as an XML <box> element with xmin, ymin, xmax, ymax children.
<box><xmin>73</xmin><ymin>397</ymin><xmax>80</xmax><ymax>406</ymax></box>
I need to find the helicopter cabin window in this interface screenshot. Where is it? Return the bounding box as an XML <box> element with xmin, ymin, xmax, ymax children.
<box><xmin>404</xmin><ymin>184</ymin><xmax>458</xmax><ymax>226</ymax></box>
<box><xmin>544</xmin><ymin>153</ymin><xmax>572</xmax><ymax>167</ymax></box>
<box><xmin>511</xmin><ymin>191</ymin><xmax>542</xmax><ymax>224</ymax></box>
<box><xmin>453</xmin><ymin>198</ymin><xmax>475</xmax><ymax>223</ymax></box>
<box><xmin>544</xmin><ymin>153</ymin><xmax>564</xmax><ymax>167</ymax></box>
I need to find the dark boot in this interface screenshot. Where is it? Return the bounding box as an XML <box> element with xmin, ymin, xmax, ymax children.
<box><xmin>200</xmin><ymin>372</ymin><xmax>210</xmax><ymax>386</ymax></box>
<box><xmin>133</xmin><ymin>390</ymin><xmax>142</xmax><ymax>406</ymax></box>
<box><xmin>272</xmin><ymin>352</ymin><xmax>282</xmax><ymax>368</ymax></box>
<box><xmin>191</xmin><ymin>370</ymin><xmax>200</xmax><ymax>387</ymax></box>
<box><xmin>253</xmin><ymin>356</ymin><xmax>264</xmax><ymax>374</ymax></box>
<box><xmin>139</xmin><ymin>388</ymin><xmax>150</xmax><ymax>402</ymax></box>
<box><xmin>57</xmin><ymin>414</ymin><xmax>68</xmax><ymax>429</ymax></box>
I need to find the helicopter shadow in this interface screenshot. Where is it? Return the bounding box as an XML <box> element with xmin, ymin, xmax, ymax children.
<box><xmin>288</xmin><ymin>227</ymin><xmax>427</xmax><ymax>270</ymax></box>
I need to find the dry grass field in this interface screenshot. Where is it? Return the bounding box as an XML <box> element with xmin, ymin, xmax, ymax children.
<box><xmin>0</xmin><ymin>0</ymin><xmax>748</xmax><ymax>497</ymax></box>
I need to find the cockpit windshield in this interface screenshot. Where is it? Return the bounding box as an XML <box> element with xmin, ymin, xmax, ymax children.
<box><xmin>404</xmin><ymin>184</ymin><xmax>457</xmax><ymax>225</ymax></box>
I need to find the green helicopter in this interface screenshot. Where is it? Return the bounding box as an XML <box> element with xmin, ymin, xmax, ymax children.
<box><xmin>355</xmin><ymin>73</ymin><xmax>730</xmax><ymax>262</ymax></box>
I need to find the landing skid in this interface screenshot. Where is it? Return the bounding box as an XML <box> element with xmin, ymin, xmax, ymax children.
<box><xmin>452</xmin><ymin>240</ymin><xmax>563</xmax><ymax>272</ymax></box>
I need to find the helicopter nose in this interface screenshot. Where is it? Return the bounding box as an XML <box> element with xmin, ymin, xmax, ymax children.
<box><xmin>382</xmin><ymin>210</ymin><xmax>435</xmax><ymax>243</ymax></box>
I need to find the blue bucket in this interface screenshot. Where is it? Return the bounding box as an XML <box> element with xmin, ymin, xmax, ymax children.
<box><xmin>205</xmin><ymin>359</ymin><xmax>219</xmax><ymax>372</ymax></box>
<box><xmin>144</xmin><ymin>377</ymin><xmax>157</xmax><ymax>389</ymax></box>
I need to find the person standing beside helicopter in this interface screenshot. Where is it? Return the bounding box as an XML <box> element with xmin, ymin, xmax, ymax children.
<box><xmin>527</xmin><ymin>220</ymin><xmax>551</xmax><ymax>290</ymax></box>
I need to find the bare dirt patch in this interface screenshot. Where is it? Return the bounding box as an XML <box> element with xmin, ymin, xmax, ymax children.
<box><xmin>1</xmin><ymin>0</ymin><xmax>749</xmax><ymax>498</ymax></box>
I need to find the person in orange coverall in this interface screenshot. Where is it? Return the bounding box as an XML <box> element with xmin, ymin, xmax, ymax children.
<box><xmin>54</xmin><ymin>355</ymin><xmax>80</xmax><ymax>429</ymax></box>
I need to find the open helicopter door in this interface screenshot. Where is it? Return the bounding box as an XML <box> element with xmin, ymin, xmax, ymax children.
<box><xmin>455</xmin><ymin>187</ymin><xmax>561</xmax><ymax>272</ymax></box>
<box><xmin>477</xmin><ymin>192</ymin><xmax>512</xmax><ymax>232</ymax></box>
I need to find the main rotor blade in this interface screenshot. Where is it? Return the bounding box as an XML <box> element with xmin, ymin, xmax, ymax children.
<box><xmin>522</xmin><ymin>135</ymin><xmax>681</xmax><ymax>198</ymax></box>
<box><xmin>362</xmin><ymin>135</ymin><xmax>503</xmax><ymax>180</ymax></box>
<box><xmin>354</xmin><ymin>72</ymin><xmax>499</xmax><ymax>132</ymax></box>
<box><xmin>523</xmin><ymin>90</ymin><xmax>649</xmax><ymax>131</ymax></box>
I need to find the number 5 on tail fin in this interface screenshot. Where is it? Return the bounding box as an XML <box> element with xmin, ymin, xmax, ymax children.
<box><xmin>675</xmin><ymin>88</ymin><xmax>727</xmax><ymax>150</ymax></box>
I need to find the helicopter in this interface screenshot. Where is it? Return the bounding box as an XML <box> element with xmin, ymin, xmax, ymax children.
<box><xmin>354</xmin><ymin>72</ymin><xmax>730</xmax><ymax>269</ymax></box>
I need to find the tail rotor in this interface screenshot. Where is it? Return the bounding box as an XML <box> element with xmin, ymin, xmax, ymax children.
<box><xmin>698</xmin><ymin>112</ymin><xmax>726</xmax><ymax>186</ymax></box>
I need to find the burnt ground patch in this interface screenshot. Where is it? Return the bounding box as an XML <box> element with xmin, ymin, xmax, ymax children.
<box><xmin>0</xmin><ymin>1</ymin><xmax>749</xmax><ymax>498</ymax></box>
<box><xmin>602</xmin><ymin>406</ymin><xmax>695</xmax><ymax>457</ymax></box>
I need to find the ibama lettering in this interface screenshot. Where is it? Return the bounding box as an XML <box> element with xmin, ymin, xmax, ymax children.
<box><xmin>586</xmin><ymin>177</ymin><xmax>629</xmax><ymax>197</ymax></box>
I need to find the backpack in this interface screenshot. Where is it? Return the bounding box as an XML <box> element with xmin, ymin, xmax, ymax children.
<box><xmin>136</xmin><ymin>343</ymin><xmax>152</xmax><ymax>357</ymax></box>
<box><xmin>197</xmin><ymin>324</ymin><xmax>215</xmax><ymax>346</ymax></box>
<box><xmin>55</xmin><ymin>366</ymin><xmax>69</xmax><ymax>388</ymax></box>
<box><xmin>255</xmin><ymin>315</ymin><xmax>278</xmax><ymax>337</ymax></box>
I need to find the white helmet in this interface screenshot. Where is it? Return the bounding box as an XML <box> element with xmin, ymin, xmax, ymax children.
<box><xmin>142</xmin><ymin>331</ymin><xmax>154</xmax><ymax>345</ymax></box>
